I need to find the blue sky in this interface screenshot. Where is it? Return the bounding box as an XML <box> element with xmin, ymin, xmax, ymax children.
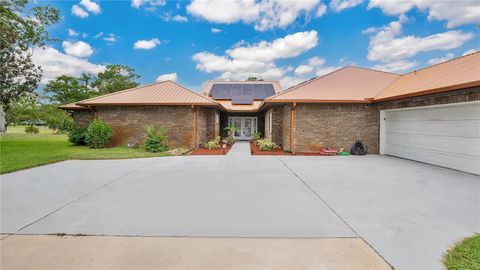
<box><xmin>34</xmin><ymin>0</ymin><xmax>479</xmax><ymax>91</ymax></box>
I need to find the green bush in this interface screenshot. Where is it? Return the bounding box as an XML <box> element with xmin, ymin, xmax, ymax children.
<box><xmin>256</xmin><ymin>138</ymin><xmax>278</xmax><ymax>151</ymax></box>
<box><xmin>24</xmin><ymin>125</ymin><xmax>39</xmax><ymax>134</ymax></box>
<box><xmin>144</xmin><ymin>125</ymin><xmax>169</xmax><ymax>153</ymax></box>
<box><xmin>222</xmin><ymin>136</ymin><xmax>235</xmax><ymax>145</ymax></box>
<box><xmin>251</xmin><ymin>131</ymin><xmax>262</xmax><ymax>140</ymax></box>
<box><xmin>68</xmin><ymin>127</ymin><xmax>87</xmax><ymax>145</ymax></box>
<box><xmin>205</xmin><ymin>136</ymin><xmax>221</xmax><ymax>149</ymax></box>
<box><xmin>84</xmin><ymin>120</ymin><xmax>113</xmax><ymax>148</ymax></box>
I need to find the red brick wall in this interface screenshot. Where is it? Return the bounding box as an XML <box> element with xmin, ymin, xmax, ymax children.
<box><xmin>95</xmin><ymin>106</ymin><xmax>195</xmax><ymax>148</ymax></box>
<box><xmin>282</xmin><ymin>104</ymin><xmax>292</xmax><ymax>151</ymax></box>
<box><xmin>73</xmin><ymin>110</ymin><xmax>93</xmax><ymax>128</ymax></box>
<box><xmin>293</xmin><ymin>104</ymin><xmax>379</xmax><ymax>153</ymax></box>
<box><xmin>377</xmin><ymin>88</ymin><xmax>480</xmax><ymax>110</ymax></box>
<box><xmin>265</xmin><ymin>107</ymin><xmax>283</xmax><ymax>144</ymax></box>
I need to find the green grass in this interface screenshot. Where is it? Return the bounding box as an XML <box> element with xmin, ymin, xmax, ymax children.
<box><xmin>6</xmin><ymin>125</ymin><xmax>55</xmax><ymax>134</ymax></box>
<box><xmin>444</xmin><ymin>234</ymin><xmax>480</xmax><ymax>270</ymax></box>
<box><xmin>0</xmin><ymin>133</ymin><xmax>177</xmax><ymax>174</ymax></box>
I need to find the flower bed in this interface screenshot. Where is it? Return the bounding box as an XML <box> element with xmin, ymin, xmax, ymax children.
<box><xmin>250</xmin><ymin>141</ymin><xmax>288</xmax><ymax>155</ymax></box>
<box><xmin>190</xmin><ymin>143</ymin><xmax>233</xmax><ymax>155</ymax></box>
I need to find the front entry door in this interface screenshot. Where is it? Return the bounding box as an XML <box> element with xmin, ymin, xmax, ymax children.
<box><xmin>228</xmin><ymin>117</ymin><xmax>257</xmax><ymax>140</ymax></box>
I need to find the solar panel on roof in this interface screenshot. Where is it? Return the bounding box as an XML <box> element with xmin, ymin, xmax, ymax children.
<box><xmin>209</xmin><ymin>83</ymin><xmax>275</xmax><ymax>100</ymax></box>
<box><xmin>231</xmin><ymin>97</ymin><xmax>253</xmax><ymax>105</ymax></box>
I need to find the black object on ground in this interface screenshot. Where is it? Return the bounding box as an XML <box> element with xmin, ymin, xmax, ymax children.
<box><xmin>350</xmin><ymin>140</ymin><xmax>368</xmax><ymax>155</ymax></box>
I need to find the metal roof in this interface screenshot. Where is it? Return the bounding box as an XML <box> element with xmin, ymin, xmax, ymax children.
<box><xmin>374</xmin><ymin>51</ymin><xmax>480</xmax><ymax>101</ymax></box>
<box><xmin>265</xmin><ymin>67</ymin><xmax>400</xmax><ymax>103</ymax></box>
<box><xmin>217</xmin><ymin>100</ymin><xmax>263</xmax><ymax>112</ymax></box>
<box><xmin>77</xmin><ymin>81</ymin><xmax>220</xmax><ymax>106</ymax></box>
<box><xmin>58</xmin><ymin>102</ymin><xmax>90</xmax><ymax>110</ymax></box>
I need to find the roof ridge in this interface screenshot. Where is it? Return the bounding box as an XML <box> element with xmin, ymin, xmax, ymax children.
<box><xmin>402</xmin><ymin>50</ymin><xmax>480</xmax><ymax>75</ymax></box>
<box><xmin>167</xmin><ymin>80</ymin><xmax>218</xmax><ymax>104</ymax></box>
<box><xmin>76</xmin><ymin>81</ymin><xmax>167</xmax><ymax>105</ymax></box>
<box><xmin>349</xmin><ymin>65</ymin><xmax>400</xmax><ymax>76</ymax></box>
<box><xmin>266</xmin><ymin>66</ymin><xmax>349</xmax><ymax>100</ymax></box>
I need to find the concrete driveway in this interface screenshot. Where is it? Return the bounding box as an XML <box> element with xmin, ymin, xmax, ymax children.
<box><xmin>1</xmin><ymin>142</ymin><xmax>479</xmax><ymax>269</ymax></box>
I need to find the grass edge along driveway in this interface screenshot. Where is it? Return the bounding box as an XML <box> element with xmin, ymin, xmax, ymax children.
<box><xmin>0</xmin><ymin>133</ymin><xmax>178</xmax><ymax>174</ymax></box>
<box><xmin>444</xmin><ymin>234</ymin><xmax>480</xmax><ymax>270</ymax></box>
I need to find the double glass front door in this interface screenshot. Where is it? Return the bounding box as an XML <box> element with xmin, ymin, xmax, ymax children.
<box><xmin>228</xmin><ymin>117</ymin><xmax>257</xmax><ymax>140</ymax></box>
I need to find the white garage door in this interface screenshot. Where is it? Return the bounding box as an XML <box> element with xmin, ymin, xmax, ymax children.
<box><xmin>381</xmin><ymin>102</ymin><xmax>480</xmax><ymax>175</ymax></box>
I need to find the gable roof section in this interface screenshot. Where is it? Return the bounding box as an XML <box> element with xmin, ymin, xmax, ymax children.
<box><xmin>374</xmin><ymin>51</ymin><xmax>480</xmax><ymax>101</ymax></box>
<box><xmin>76</xmin><ymin>81</ymin><xmax>220</xmax><ymax>107</ymax></box>
<box><xmin>265</xmin><ymin>66</ymin><xmax>400</xmax><ymax>103</ymax></box>
<box><xmin>59</xmin><ymin>102</ymin><xmax>90</xmax><ymax>110</ymax></box>
<box><xmin>202</xmin><ymin>80</ymin><xmax>282</xmax><ymax>97</ymax></box>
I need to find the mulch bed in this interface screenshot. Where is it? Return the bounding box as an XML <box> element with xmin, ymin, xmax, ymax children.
<box><xmin>250</xmin><ymin>142</ymin><xmax>289</xmax><ymax>155</ymax></box>
<box><xmin>190</xmin><ymin>143</ymin><xmax>233</xmax><ymax>155</ymax></box>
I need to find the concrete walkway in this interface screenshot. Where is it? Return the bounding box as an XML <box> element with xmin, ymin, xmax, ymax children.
<box><xmin>227</xmin><ymin>141</ymin><xmax>251</xmax><ymax>157</ymax></box>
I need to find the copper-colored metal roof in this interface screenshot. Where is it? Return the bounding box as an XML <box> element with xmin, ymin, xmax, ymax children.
<box><xmin>266</xmin><ymin>67</ymin><xmax>400</xmax><ymax>103</ymax></box>
<box><xmin>77</xmin><ymin>81</ymin><xmax>219</xmax><ymax>106</ymax></box>
<box><xmin>374</xmin><ymin>51</ymin><xmax>480</xmax><ymax>101</ymax></box>
<box><xmin>202</xmin><ymin>80</ymin><xmax>283</xmax><ymax>96</ymax></box>
<box><xmin>58</xmin><ymin>102</ymin><xmax>89</xmax><ymax>110</ymax></box>
<box><xmin>217</xmin><ymin>100</ymin><xmax>263</xmax><ymax>112</ymax></box>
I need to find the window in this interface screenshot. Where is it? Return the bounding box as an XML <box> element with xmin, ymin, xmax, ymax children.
<box><xmin>215</xmin><ymin>113</ymin><xmax>219</xmax><ymax>124</ymax></box>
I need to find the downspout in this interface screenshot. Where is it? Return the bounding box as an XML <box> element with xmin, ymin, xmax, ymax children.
<box><xmin>290</xmin><ymin>102</ymin><xmax>296</xmax><ymax>154</ymax></box>
<box><xmin>192</xmin><ymin>105</ymin><xmax>197</xmax><ymax>149</ymax></box>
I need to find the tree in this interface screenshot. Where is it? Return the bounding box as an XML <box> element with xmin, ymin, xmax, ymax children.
<box><xmin>0</xmin><ymin>0</ymin><xmax>60</xmax><ymax>111</ymax></box>
<box><xmin>92</xmin><ymin>65</ymin><xmax>140</xmax><ymax>94</ymax></box>
<box><xmin>44</xmin><ymin>75</ymin><xmax>94</xmax><ymax>104</ymax></box>
<box><xmin>246</xmin><ymin>77</ymin><xmax>264</xmax><ymax>81</ymax></box>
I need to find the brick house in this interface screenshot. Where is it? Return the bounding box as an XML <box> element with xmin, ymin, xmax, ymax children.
<box><xmin>61</xmin><ymin>52</ymin><xmax>480</xmax><ymax>174</ymax></box>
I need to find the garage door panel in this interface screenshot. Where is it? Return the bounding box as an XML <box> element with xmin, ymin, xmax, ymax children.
<box><xmin>383</xmin><ymin>102</ymin><xmax>480</xmax><ymax>175</ymax></box>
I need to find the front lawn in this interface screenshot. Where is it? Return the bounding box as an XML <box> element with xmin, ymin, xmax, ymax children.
<box><xmin>0</xmin><ymin>133</ymin><xmax>177</xmax><ymax>174</ymax></box>
<box><xmin>444</xmin><ymin>234</ymin><xmax>480</xmax><ymax>270</ymax></box>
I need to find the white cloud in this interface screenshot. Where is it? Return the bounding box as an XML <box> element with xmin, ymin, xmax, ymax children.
<box><xmin>71</xmin><ymin>4</ymin><xmax>88</xmax><ymax>18</ymax></box>
<box><xmin>463</xmin><ymin>49</ymin><xmax>478</xmax><ymax>56</ymax></box>
<box><xmin>294</xmin><ymin>56</ymin><xmax>326</xmax><ymax>76</ymax></box>
<box><xmin>156</xmin><ymin>72</ymin><xmax>178</xmax><ymax>82</ymax></box>
<box><xmin>427</xmin><ymin>53</ymin><xmax>454</xmax><ymax>65</ymax></box>
<box><xmin>372</xmin><ymin>59</ymin><xmax>417</xmax><ymax>73</ymax></box>
<box><xmin>80</xmin><ymin>0</ymin><xmax>101</xmax><ymax>14</ymax></box>
<box><xmin>32</xmin><ymin>47</ymin><xmax>105</xmax><ymax>83</ymax></box>
<box><xmin>330</xmin><ymin>0</ymin><xmax>363</xmax><ymax>12</ymax></box>
<box><xmin>211</xmin><ymin>28</ymin><xmax>222</xmax><ymax>33</ymax></box>
<box><xmin>62</xmin><ymin>41</ymin><xmax>94</xmax><ymax>58</ymax></box>
<box><xmin>103</xmin><ymin>33</ymin><xmax>118</xmax><ymax>43</ymax></box>
<box><xmin>173</xmin><ymin>15</ymin><xmax>188</xmax><ymax>22</ymax></box>
<box><xmin>193</xmin><ymin>31</ymin><xmax>318</xmax><ymax>88</ymax></box>
<box><xmin>368</xmin><ymin>0</ymin><xmax>480</xmax><ymax>28</ymax></box>
<box><xmin>316</xmin><ymin>3</ymin><xmax>327</xmax><ymax>17</ymax></box>
<box><xmin>367</xmin><ymin>16</ymin><xmax>473</xmax><ymax>63</ymax></box>
<box><xmin>94</xmin><ymin>32</ymin><xmax>104</xmax><ymax>39</ymax></box>
<box><xmin>187</xmin><ymin>0</ymin><xmax>324</xmax><ymax>31</ymax></box>
<box><xmin>134</xmin><ymin>38</ymin><xmax>161</xmax><ymax>49</ymax></box>
<box><xmin>315</xmin><ymin>66</ymin><xmax>342</xmax><ymax>76</ymax></box>
<box><xmin>68</xmin><ymin>29</ymin><xmax>79</xmax><ymax>36</ymax></box>
<box><xmin>131</xmin><ymin>0</ymin><xmax>166</xmax><ymax>9</ymax></box>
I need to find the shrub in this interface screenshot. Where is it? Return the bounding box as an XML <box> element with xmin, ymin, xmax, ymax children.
<box><xmin>144</xmin><ymin>125</ymin><xmax>169</xmax><ymax>152</ymax></box>
<box><xmin>205</xmin><ymin>136</ymin><xmax>221</xmax><ymax>149</ymax></box>
<box><xmin>24</xmin><ymin>125</ymin><xmax>39</xmax><ymax>134</ymax></box>
<box><xmin>251</xmin><ymin>131</ymin><xmax>262</xmax><ymax>140</ymax></box>
<box><xmin>256</xmin><ymin>138</ymin><xmax>278</xmax><ymax>151</ymax></box>
<box><xmin>222</xmin><ymin>136</ymin><xmax>235</xmax><ymax>145</ymax></box>
<box><xmin>68</xmin><ymin>127</ymin><xmax>87</xmax><ymax>145</ymax></box>
<box><xmin>84</xmin><ymin>120</ymin><xmax>113</xmax><ymax>148</ymax></box>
